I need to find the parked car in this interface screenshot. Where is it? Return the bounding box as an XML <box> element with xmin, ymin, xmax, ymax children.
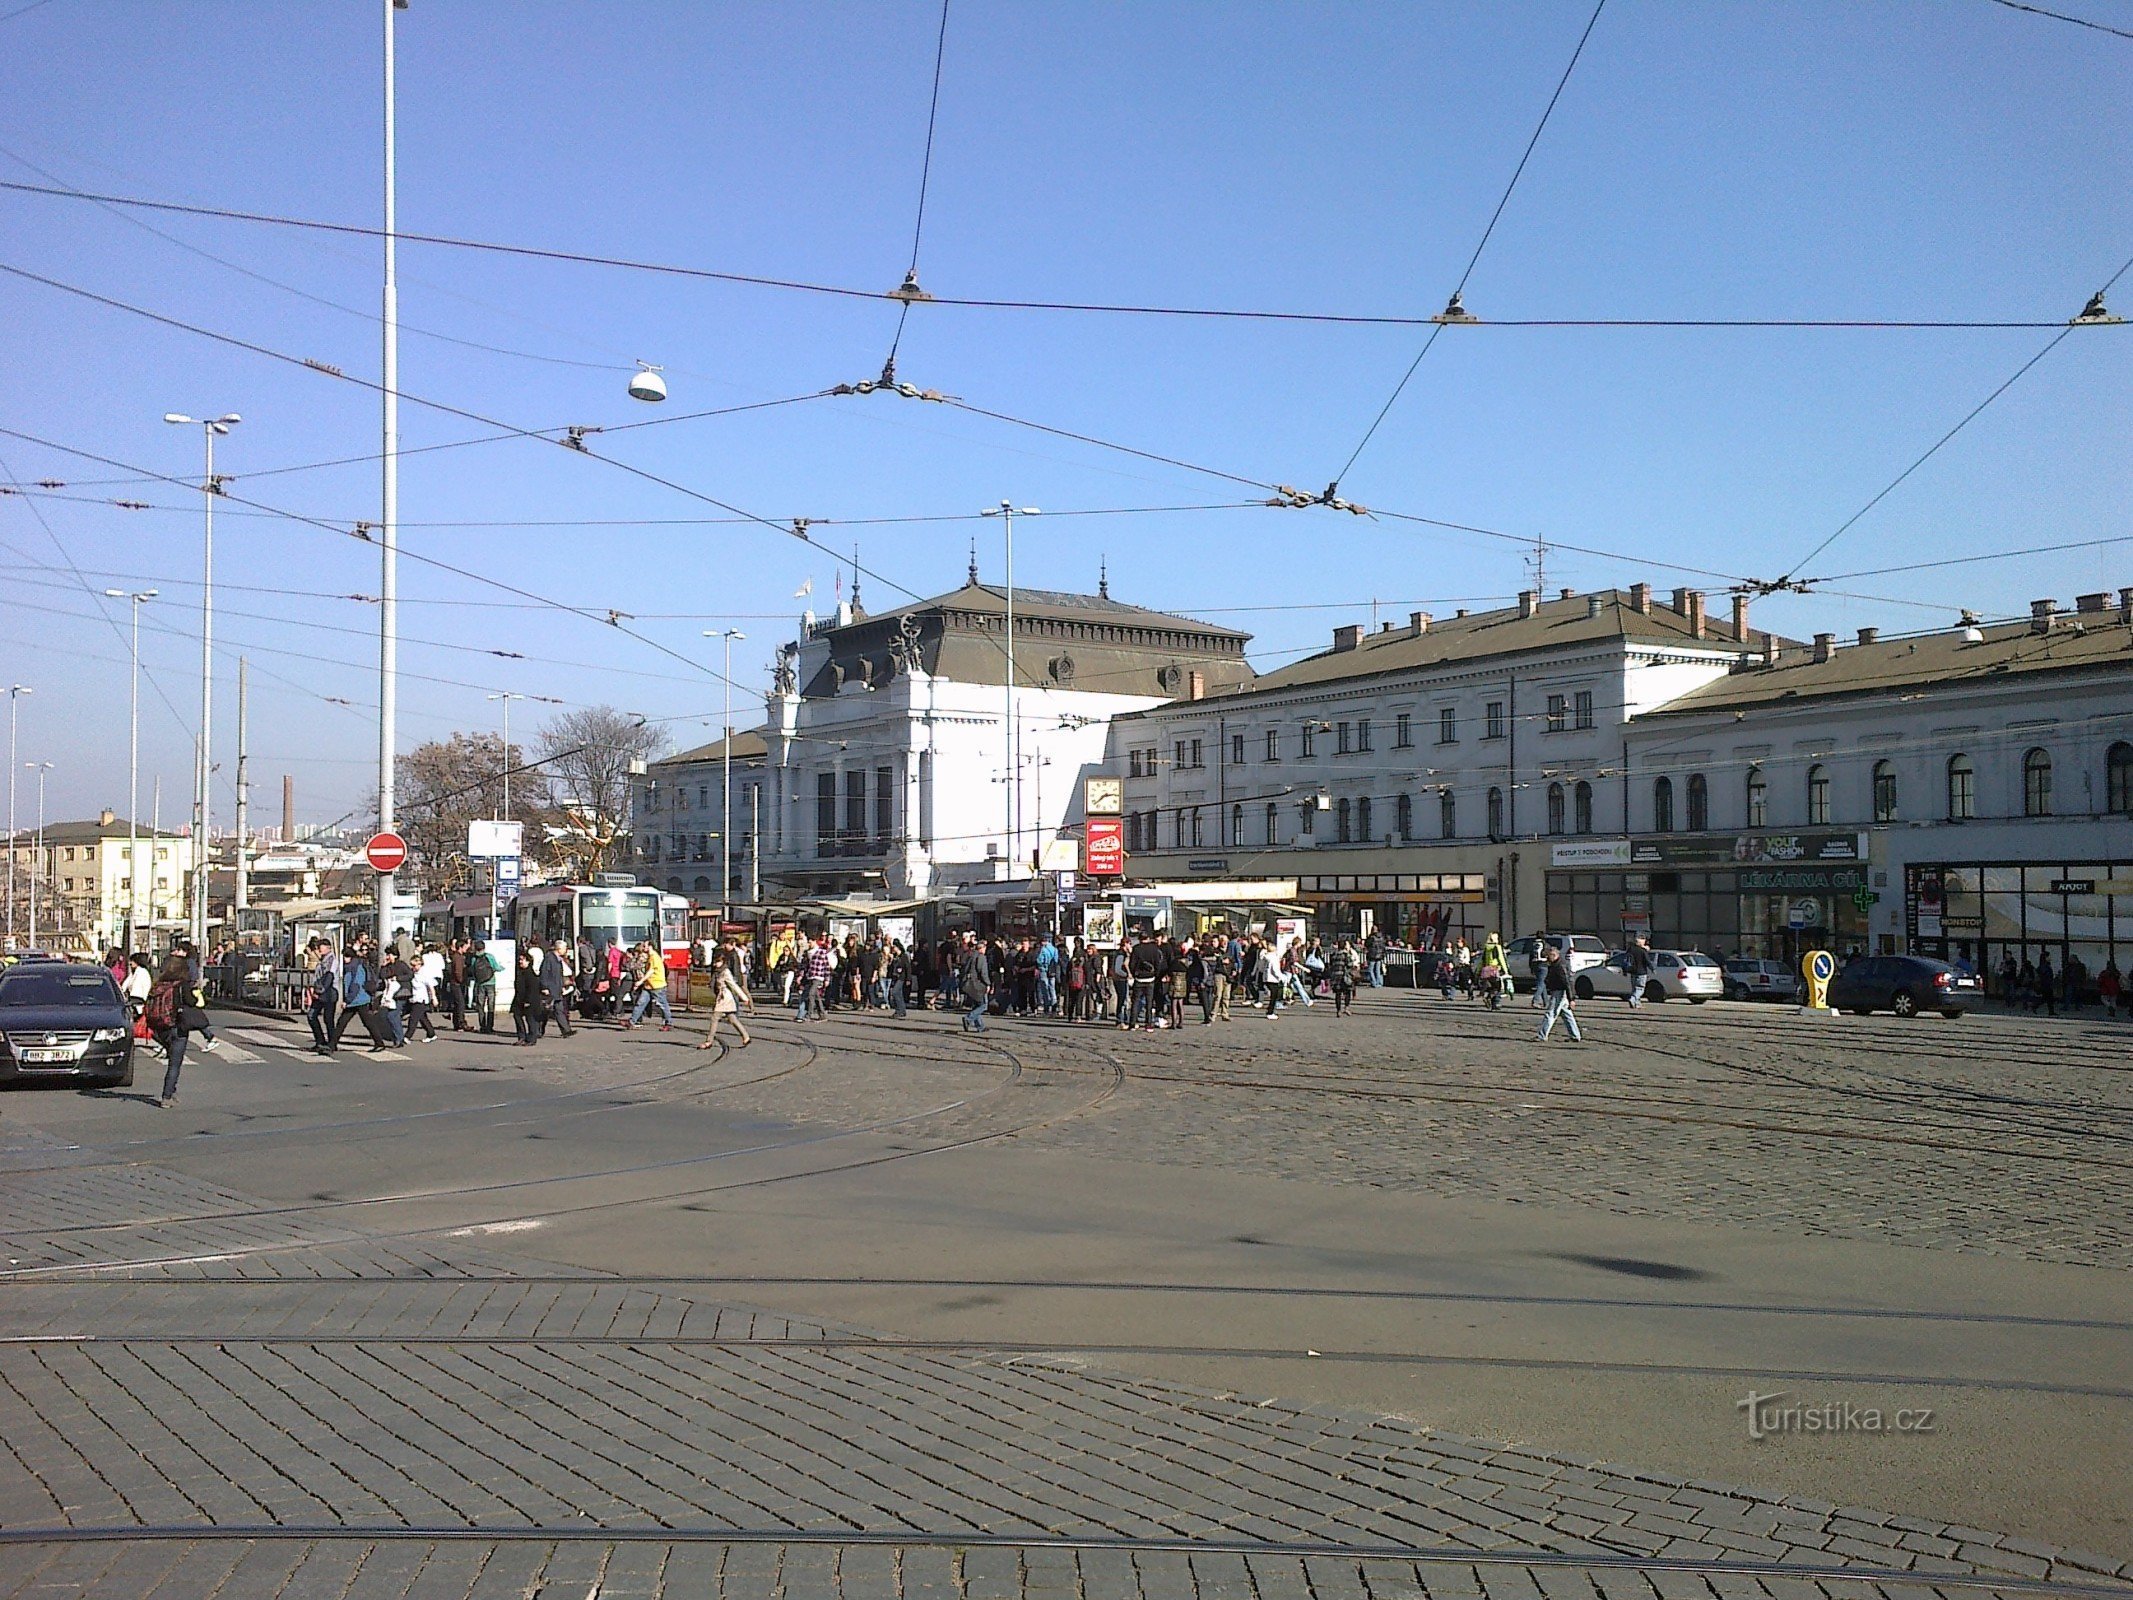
<box><xmin>1723</xmin><ymin>958</ymin><xmax>1801</xmax><ymax>1003</ymax></box>
<box><xmin>1826</xmin><ymin>954</ymin><xmax>1980</xmax><ymax>1018</ymax></box>
<box><xmin>0</xmin><ymin>961</ymin><xmax>135</xmax><ymax>1089</ymax></box>
<box><xmin>1514</xmin><ymin>933</ymin><xmax>1609</xmax><ymax>992</ymax></box>
<box><xmin>1577</xmin><ymin>948</ymin><xmax>1724</xmax><ymax>1003</ymax></box>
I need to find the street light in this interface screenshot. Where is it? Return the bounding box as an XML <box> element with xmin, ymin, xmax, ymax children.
<box><xmin>104</xmin><ymin>589</ymin><xmax>157</xmax><ymax>947</ymax></box>
<box><xmin>705</xmin><ymin>629</ymin><xmax>744</xmax><ymax>921</ymax></box>
<box><xmin>5</xmin><ymin>684</ymin><xmax>27</xmax><ymax>949</ymax></box>
<box><xmin>165</xmin><ymin>410</ymin><xmax>239</xmax><ymax>947</ymax></box>
<box><xmin>979</xmin><ymin>503</ymin><xmax>1038</xmax><ymax>871</ymax></box>
<box><xmin>23</xmin><ymin>760</ymin><xmax>50</xmax><ymax>947</ymax></box>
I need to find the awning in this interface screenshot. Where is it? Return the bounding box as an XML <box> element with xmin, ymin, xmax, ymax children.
<box><xmin>797</xmin><ymin>897</ymin><xmax>929</xmax><ymax>919</ymax></box>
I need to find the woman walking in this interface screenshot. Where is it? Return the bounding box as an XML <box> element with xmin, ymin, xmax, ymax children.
<box><xmin>697</xmin><ymin>950</ymin><xmax>755</xmax><ymax>1051</ymax></box>
<box><xmin>144</xmin><ymin>951</ymin><xmax>205</xmax><ymax>1108</ymax></box>
<box><xmin>509</xmin><ymin>948</ymin><xmax>545</xmax><ymax>1050</ymax></box>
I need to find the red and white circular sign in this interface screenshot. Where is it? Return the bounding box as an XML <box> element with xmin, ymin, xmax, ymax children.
<box><xmin>364</xmin><ymin>831</ymin><xmax>409</xmax><ymax>873</ymax></box>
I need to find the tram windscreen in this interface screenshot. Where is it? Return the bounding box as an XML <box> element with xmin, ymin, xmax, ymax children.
<box><xmin>579</xmin><ymin>890</ymin><xmax>659</xmax><ymax>950</ymax></box>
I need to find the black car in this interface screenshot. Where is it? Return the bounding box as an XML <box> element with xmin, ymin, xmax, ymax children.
<box><xmin>1826</xmin><ymin>954</ymin><xmax>1980</xmax><ymax>1019</ymax></box>
<box><xmin>0</xmin><ymin>962</ymin><xmax>136</xmax><ymax>1088</ymax></box>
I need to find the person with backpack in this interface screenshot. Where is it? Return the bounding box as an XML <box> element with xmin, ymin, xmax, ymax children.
<box><xmin>957</xmin><ymin>933</ymin><xmax>991</xmax><ymax>1033</ymax></box>
<box><xmin>467</xmin><ymin>939</ymin><xmax>498</xmax><ymax>1033</ymax></box>
<box><xmin>334</xmin><ymin>937</ymin><xmax>393</xmax><ymax>1053</ymax></box>
<box><xmin>1537</xmin><ymin>947</ymin><xmax>1583</xmax><ymax>1043</ymax></box>
<box><xmin>144</xmin><ymin>951</ymin><xmax>204</xmax><ymax>1107</ymax></box>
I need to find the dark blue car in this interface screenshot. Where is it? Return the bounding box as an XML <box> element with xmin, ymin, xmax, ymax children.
<box><xmin>0</xmin><ymin>963</ymin><xmax>136</xmax><ymax>1088</ymax></box>
<box><xmin>1826</xmin><ymin>954</ymin><xmax>1980</xmax><ymax>1019</ymax></box>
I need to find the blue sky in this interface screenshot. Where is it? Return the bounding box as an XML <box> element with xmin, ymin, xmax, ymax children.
<box><xmin>2</xmin><ymin>1</ymin><xmax>2127</xmax><ymax>828</ymax></box>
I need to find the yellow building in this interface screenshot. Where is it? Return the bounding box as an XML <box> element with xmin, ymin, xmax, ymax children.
<box><xmin>3</xmin><ymin>809</ymin><xmax>192</xmax><ymax>953</ymax></box>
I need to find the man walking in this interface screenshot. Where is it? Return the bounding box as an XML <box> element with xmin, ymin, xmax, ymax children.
<box><xmin>541</xmin><ymin>939</ymin><xmax>571</xmax><ymax>1037</ymax></box>
<box><xmin>958</xmin><ymin>934</ymin><xmax>991</xmax><ymax>1033</ymax></box>
<box><xmin>1529</xmin><ymin>932</ymin><xmax>1552</xmax><ymax>1009</ymax></box>
<box><xmin>1625</xmin><ymin>935</ymin><xmax>1654</xmax><ymax>1008</ymax></box>
<box><xmin>1364</xmin><ymin>927</ymin><xmax>1387</xmax><ymax>989</ymax></box>
<box><xmin>1537</xmin><ymin>947</ymin><xmax>1582</xmax><ymax>1043</ymax></box>
<box><xmin>796</xmin><ymin>933</ymin><xmax>832</xmax><ymax>1023</ymax></box>
<box><xmin>306</xmin><ymin>938</ymin><xmax>340</xmax><ymax>1054</ymax></box>
<box><xmin>468</xmin><ymin>938</ymin><xmax>498</xmax><ymax>1033</ymax></box>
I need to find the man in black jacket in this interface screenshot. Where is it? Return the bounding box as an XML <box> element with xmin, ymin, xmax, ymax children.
<box><xmin>1128</xmin><ymin>934</ymin><xmax>1168</xmax><ymax>1031</ymax></box>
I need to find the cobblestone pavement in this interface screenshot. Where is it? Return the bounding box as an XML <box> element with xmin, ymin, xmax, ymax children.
<box><xmin>0</xmin><ymin>1000</ymin><xmax>2126</xmax><ymax>1598</ymax></box>
<box><xmin>1003</xmin><ymin>993</ymin><xmax>2133</xmax><ymax>1269</ymax></box>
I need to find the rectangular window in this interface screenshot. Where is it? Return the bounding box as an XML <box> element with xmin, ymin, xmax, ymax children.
<box><xmin>1175</xmin><ymin>808</ymin><xmax>1189</xmax><ymax>848</ymax></box>
<box><xmin>1301</xmin><ymin>801</ymin><xmax>1315</xmax><ymax>836</ymax></box>
<box><xmin>1265</xmin><ymin>729</ymin><xmax>1280</xmax><ymax>762</ymax></box>
<box><xmin>1190</xmin><ymin>738</ymin><xmax>1203</xmax><ymax>769</ymax></box>
<box><xmin>1175</xmin><ymin>741</ymin><xmax>1187</xmax><ymax>773</ymax></box>
<box><xmin>1546</xmin><ymin>694</ymin><xmax>1567</xmax><ymax>733</ymax></box>
<box><xmin>1485</xmin><ymin>702</ymin><xmax>1505</xmax><ymax>740</ymax></box>
<box><xmin>844</xmin><ymin>769</ymin><xmax>866</xmax><ymax>844</ymax></box>
<box><xmin>1231</xmin><ymin>733</ymin><xmax>1245</xmax><ymax>765</ymax></box>
<box><xmin>1395</xmin><ymin>713</ymin><xmax>1412</xmax><ymax>748</ymax></box>
<box><xmin>1190</xmin><ymin>808</ymin><xmax>1204</xmax><ymax>847</ymax></box>
<box><xmin>1301</xmin><ymin>724</ymin><xmax>1317</xmax><ymax>758</ymax></box>
<box><xmin>1438</xmin><ymin>707</ymin><xmax>1457</xmax><ymax>744</ymax></box>
<box><xmin>1574</xmin><ymin>690</ymin><xmax>1594</xmax><ymax>730</ymax></box>
<box><xmin>875</xmin><ymin>766</ymin><xmax>894</xmax><ymax>845</ymax></box>
<box><xmin>1357</xmin><ymin>718</ymin><xmax>1373</xmax><ymax>752</ymax></box>
<box><xmin>1129</xmin><ymin>750</ymin><xmax>1142</xmax><ymax>778</ymax></box>
<box><xmin>1265</xmin><ymin>802</ymin><xmax>1279</xmax><ymax>845</ymax></box>
<box><xmin>816</xmin><ymin>773</ymin><xmax>836</xmax><ymax>857</ymax></box>
<box><xmin>1336</xmin><ymin>722</ymin><xmax>1351</xmax><ymax>755</ymax></box>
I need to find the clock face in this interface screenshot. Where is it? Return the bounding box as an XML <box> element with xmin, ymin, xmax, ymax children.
<box><xmin>1084</xmin><ymin>776</ymin><xmax>1124</xmax><ymax>816</ymax></box>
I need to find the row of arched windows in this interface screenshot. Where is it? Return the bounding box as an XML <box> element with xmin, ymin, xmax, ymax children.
<box><xmin>1648</xmin><ymin>744</ymin><xmax>2130</xmax><ymax>831</ymax></box>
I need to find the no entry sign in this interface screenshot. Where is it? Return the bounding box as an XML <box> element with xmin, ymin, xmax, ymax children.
<box><xmin>364</xmin><ymin>831</ymin><xmax>409</xmax><ymax>873</ymax></box>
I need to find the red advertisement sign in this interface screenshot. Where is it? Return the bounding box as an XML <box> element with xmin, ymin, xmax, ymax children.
<box><xmin>1085</xmin><ymin>817</ymin><xmax>1124</xmax><ymax>878</ymax></box>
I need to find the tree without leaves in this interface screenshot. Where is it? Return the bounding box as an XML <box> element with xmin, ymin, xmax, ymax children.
<box><xmin>537</xmin><ymin>706</ymin><xmax>667</xmax><ymax>882</ymax></box>
<box><xmin>387</xmin><ymin>731</ymin><xmax>552</xmax><ymax>898</ymax></box>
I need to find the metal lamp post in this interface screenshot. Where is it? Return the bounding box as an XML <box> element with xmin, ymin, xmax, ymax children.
<box><xmin>376</xmin><ymin>0</ymin><xmax>404</xmax><ymax>949</ymax></box>
<box><xmin>103</xmin><ymin>590</ymin><xmax>156</xmax><ymax>948</ymax></box>
<box><xmin>705</xmin><ymin>629</ymin><xmax>744</xmax><ymax>923</ymax></box>
<box><xmin>5</xmin><ymin>684</ymin><xmax>27</xmax><ymax>948</ymax></box>
<box><xmin>164</xmin><ymin>411</ymin><xmax>239</xmax><ymax>947</ymax></box>
<box><xmin>979</xmin><ymin>504</ymin><xmax>1037</xmax><ymax>871</ymax></box>
<box><xmin>24</xmin><ymin>760</ymin><xmax>50</xmax><ymax>946</ymax></box>
<box><xmin>484</xmin><ymin>691</ymin><xmax>524</xmax><ymax>941</ymax></box>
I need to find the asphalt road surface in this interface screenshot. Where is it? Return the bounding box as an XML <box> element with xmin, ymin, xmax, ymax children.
<box><xmin>0</xmin><ymin>987</ymin><xmax>2126</xmax><ymax>1599</ymax></box>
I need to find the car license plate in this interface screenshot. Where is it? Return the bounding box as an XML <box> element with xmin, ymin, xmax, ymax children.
<box><xmin>18</xmin><ymin>1048</ymin><xmax>72</xmax><ymax>1064</ymax></box>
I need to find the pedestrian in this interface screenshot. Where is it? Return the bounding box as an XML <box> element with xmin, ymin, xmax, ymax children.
<box><xmin>1327</xmin><ymin>937</ymin><xmax>1359</xmax><ymax>1016</ymax></box>
<box><xmin>391</xmin><ymin>925</ymin><xmax>417</xmax><ymax>964</ymax></box>
<box><xmin>959</xmin><ymin>934</ymin><xmax>991</xmax><ymax>1032</ymax></box>
<box><xmin>1625</xmin><ymin>935</ymin><xmax>1654</xmax><ymax>1008</ymax></box>
<box><xmin>304</xmin><ymin>939</ymin><xmax>340</xmax><ymax>1053</ymax></box>
<box><xmin>444</xmin><ymin>937</ymin><xmax>470</xmax><ymax>1030</ymax></box>
<box><xmin>1529</xmin><ymin>932</ymin><xmax>1551</xmax><ymax>1009</ymax></box>
<box><xmin>885</xmin><ymin>938</ymin><xmax>911</xmax><ymax>1019</ymax></box>
<box><xmin>379</xmin><ymin>947</ymin><xmax>414</xmax><ymax>1046</ymax></box>
<box><xmin>2100</xmin><ymin>959</ymin><xmax>2122</xmax><ymax>1019</ymax></box>
<box><xmin>406</xmin><ymin>944</ymin><xmax>442</xmax><ymax>1043</ymax></box>
<box><xmin>697</xmin><ymin>949</ymin><xmax>755</xmax><ymax>1050</ymax></box>
<box><xmin>1208</xmin><ymin>938</ymin><xmax>1233</xmax><ymax>1021</ymax></box>
<box><xmin>542</xmin><ymin>939</ymin><xmax>572</xmax><ymax>1037</ymax></box>
<box><xmin>1537</xmin><ymin>947</ymin><xmax>1582</xmax><ymax>1043</ymax></box>
<box><xmin>122</xmin><ymin>947</ymin><xmax>154</xmax><ymax>1027</ymax></box>
<box><xmin>334</xmin><ymin>938</ymin><xmax>393</xmax><ymax>1052</ymax></box>
<box><xmin>625</xmin><ymin>941</ymin><xmax>674</xmax><ymax>1030</ymax></box>
<box><xmin>468</xmin><ymin>938</ymin><xmax>498</xmax><ymax>1033</ymax></box>
<box><xmin>1166</xmin><ymin>943</ymin><xmax>1189</xmax><ymax>1030</ymax></box>
<box><xmin>1364</xmin><ymin>927</ymin><xmax>1387</xmax><ymax>989</ymax></box>
<box><xmin>143</xmin><ymin>950</ymin><xmax>205</xmax><ymax>1107</ymax></box>
<box><xmin>2036</xmin><ymin>953</ymin><xmax>2058</xmax><ymax>1018</ymax></box>
<box><xmin>510</xmin><ymin>948</ymin><xmax>545</xmax><ymax>1048</ymax></box>
<box><xmin>793</xmin><ymin>933</ymin><xmax>831</xmax><ymax>1022</ymax></box>
<box><xmin>1258</xmin><ymin>939</ymin><xmax>1286</xmax><ymax>1019</ymax></box>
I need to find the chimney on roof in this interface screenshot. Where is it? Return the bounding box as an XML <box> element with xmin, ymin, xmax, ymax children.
<box><xmin>283</xmin><ymin>774</ymin><xmax>294</xmax><ymax>841</ymax></box>
<box><xmin>1333</xmin><ymin>624</ymin><xmax>1362</xmax><ymax>652</ymax></box>
<box><xmin>1671</xmin><ymin>587</ymin><xmax>1691</xmax><ymax>616</ymax></box>
<box><xmin>1763</xmin><ymin>638</ymin><xmax>1784</xmax><ymax>668</ymax></box>
<box><xmin>2121</xmin><ymin>587</ymin><xmax>2133</xmax><ymax>623</ymax></box>
<box><xmin>1585</xmin><ymin>594</ymin><xmax>1603</xmax><ymax>619</ymax></box>
<box><xmin>1686</xmin><ymin>591</ymin><xmax>1707</xmax><ymax>639</ymax></box>
<box><xmin>1188</xmin><ymin>670</ymin><xmax>1205</xmax><ymax>701</ymax></box>
<box><xmin>1628</xmin><ymin>583</ymin><xmax>1651</xmax><ymax>614</ymax></box>
<box><xmin>1518</xmin><ymin>590</ymin><xmax>1538</xmax><ymax>619</ymax></box>
<box><xmin>1379</xmin><ymin>620</ymin><xmax>1396</xmax><ymax>633</ymax></box>
<box><xmin>99</xmin><ymin>808</ymin><xmax>115</xmax><ymax>827</ymax></box>
<box><xmin>1856</xmin><ymin>626</ymin><xmax>1879</xmax><ymax>646</ymax></box>
<box><xmin>1813</xmin><ymin>632</ymin><xmax>1836</xmax><ymax>664</ymax></box>
<box><xmin>1559</xmin><ymin>587</ymin><xmax>1575</xmax><ymax>601</ymax></box>
<box><xmin>2076</xmin><ymin>591</ymin><xmax>2108</xmax><ymax>615</ymax></box>
<box><xmin>2030</xmin><ymin>598</ymin><xmax>2058</xmax><ymax>635</ymax></box>
<box><xmin>1454</xmin><ymin>607</ymin><xmax>1469</xmax><ymax>618</ymax></box>
<box><xmin>1409</xmin><ymin>610</ymin><xmax>1431</xmax><ymax>634</ymax></box>
<box><xmin>1731</xmin><ymin>592</ymin><xmax>1750</xmax><ymax>641</ymax></box>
